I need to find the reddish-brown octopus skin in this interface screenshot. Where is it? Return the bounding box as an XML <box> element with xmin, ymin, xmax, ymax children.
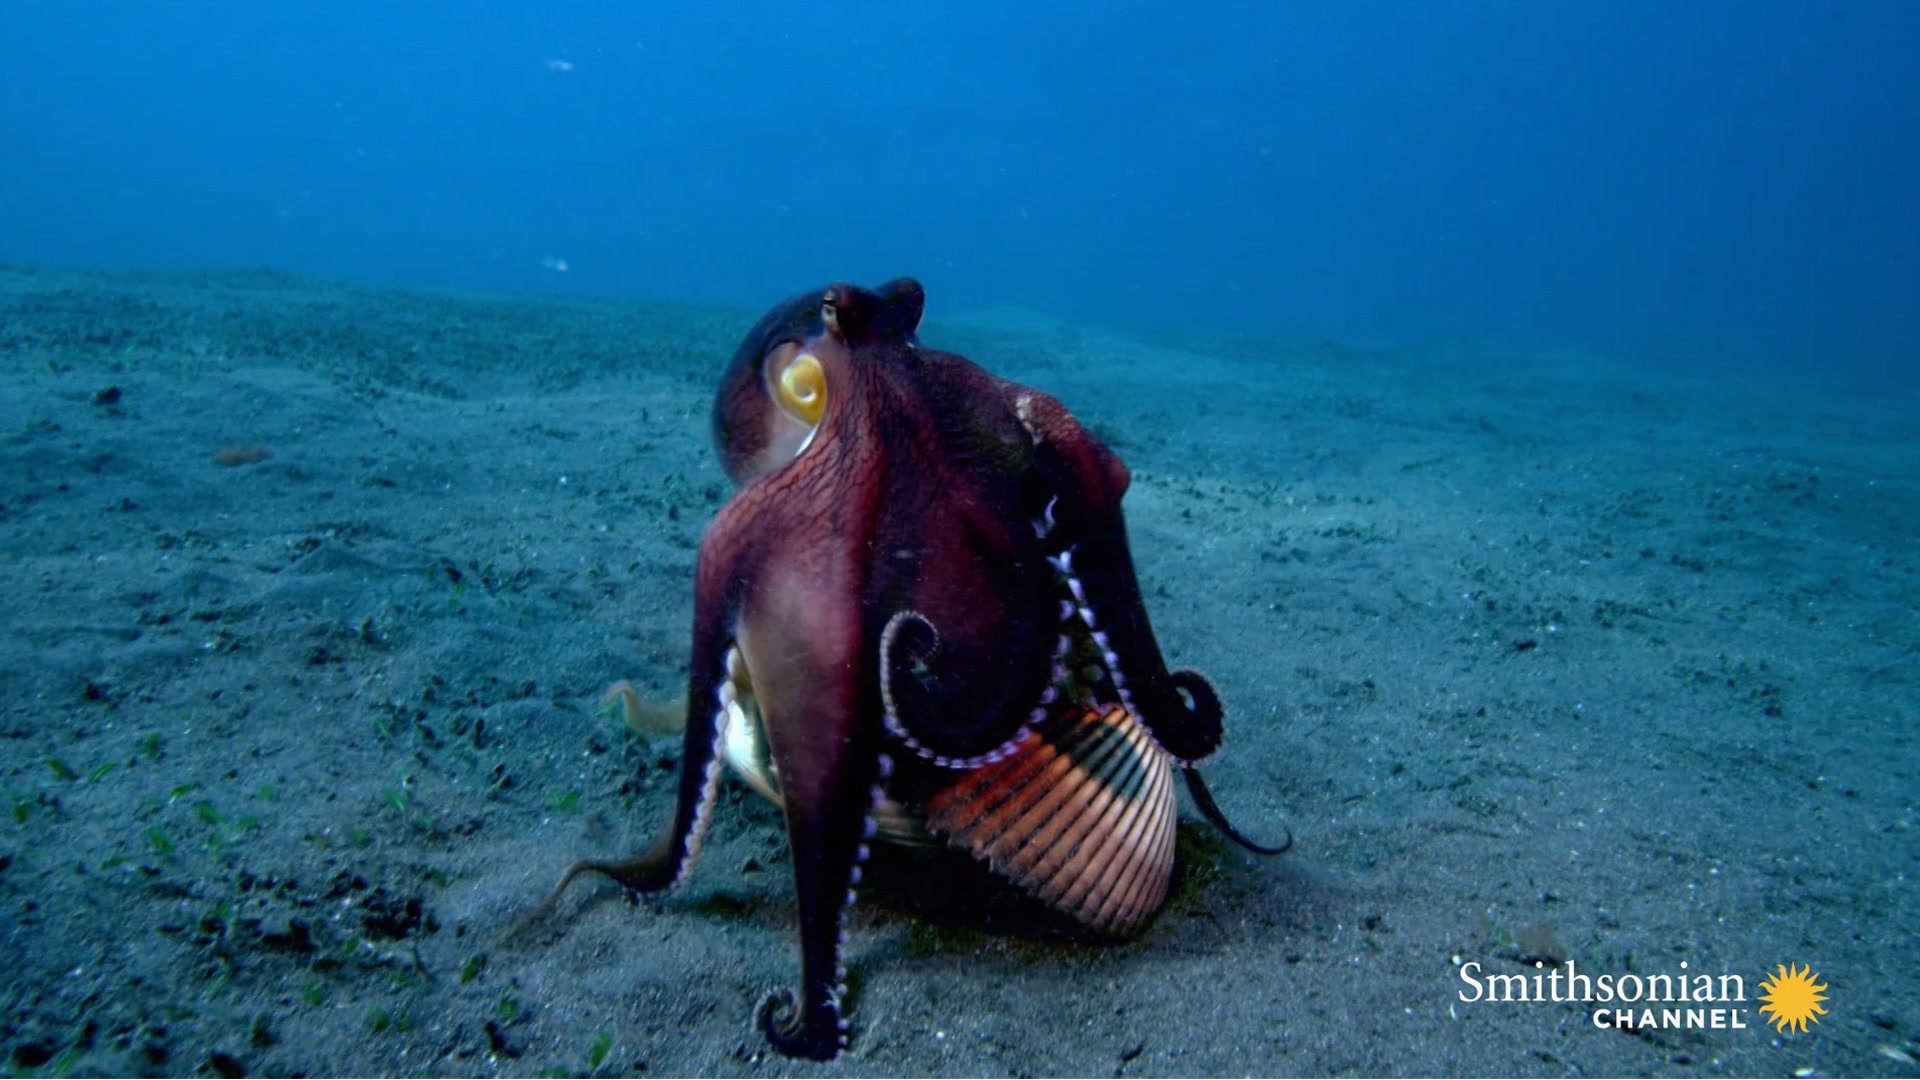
<box><xmin>558</xmin><ymin>279</ymin><xmax>1249</xmax><ymax>1061</ymax></box>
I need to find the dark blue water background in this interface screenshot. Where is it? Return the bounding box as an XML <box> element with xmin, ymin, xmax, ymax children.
<box><xmin>3</xmin><ymin>2</ymin><xmax>1915</xmax><ymax>373</ymax></box>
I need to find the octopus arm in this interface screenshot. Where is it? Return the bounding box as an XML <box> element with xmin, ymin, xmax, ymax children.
<box><xmin>544</xmin><ymin>508</ymin><xmax>747</xmax><ymax>899</ymax></box>
<box><xmin>1014</xmin><ymin>390</ymin><xmax>1226</xmax><ymax>764</ymax></box>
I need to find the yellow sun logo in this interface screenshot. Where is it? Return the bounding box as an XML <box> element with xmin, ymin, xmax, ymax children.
<box><xmin>1758</xmin><ymin>963</ymin><xmax>1829</xmax><ymax>1033</ymax></box>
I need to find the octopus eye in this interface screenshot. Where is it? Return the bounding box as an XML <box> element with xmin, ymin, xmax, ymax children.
<box><xmin>820</xmin><ymin>299</ymin><xmax>840</xmax><ymax>336</ymax></box>
<box><xmin>765</xmin><ymin>343</ymin><xmax>827</xmax><ymax>426</ymax></box>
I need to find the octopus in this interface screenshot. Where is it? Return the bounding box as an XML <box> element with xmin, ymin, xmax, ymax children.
<box><xmin>549</xmin><ymin>278</ymin><xmax>1285</xmax><ymax>1060</ymax></box>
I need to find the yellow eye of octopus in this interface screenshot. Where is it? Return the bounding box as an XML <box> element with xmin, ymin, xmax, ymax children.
<box><xmin>774</xmin><ymin>351</ymin><xmax>827</xmax><ymax>426</ymax></box>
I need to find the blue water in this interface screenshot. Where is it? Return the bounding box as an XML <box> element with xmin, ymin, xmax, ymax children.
<box><xmin>4</xmin><ymin>2</ymin><xmax>1916</xmax><ymax>369</ymax></box>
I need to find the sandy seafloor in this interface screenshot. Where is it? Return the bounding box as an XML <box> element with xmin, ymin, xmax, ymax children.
<box><xmin>1</xmin><ymin>264</ymin><xmax>1915</xmax><ymax>1079</ymax></box>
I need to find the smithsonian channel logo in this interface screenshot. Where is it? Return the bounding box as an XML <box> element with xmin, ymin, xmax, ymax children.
<box><xmin>1456</xmin><ymin>957</ymin><xmax>1828</xmax><ymax>1033</ymax></box>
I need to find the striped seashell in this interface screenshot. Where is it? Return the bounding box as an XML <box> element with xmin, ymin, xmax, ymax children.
<box><xmin>924</xmin><ymin>702</ymin><xmax>1176</xmax><ymax>936</ymax></box>
<box><xmin>613</xmin><ymin>680</ymin><xmax>1179</xmax><ymax>928</ymax></box>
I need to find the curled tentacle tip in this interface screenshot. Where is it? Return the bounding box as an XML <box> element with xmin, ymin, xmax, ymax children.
<box><xmin>756</xmin><ymin>989</ymin><xmax>843</xmax><ymax>1061</ymax></box>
